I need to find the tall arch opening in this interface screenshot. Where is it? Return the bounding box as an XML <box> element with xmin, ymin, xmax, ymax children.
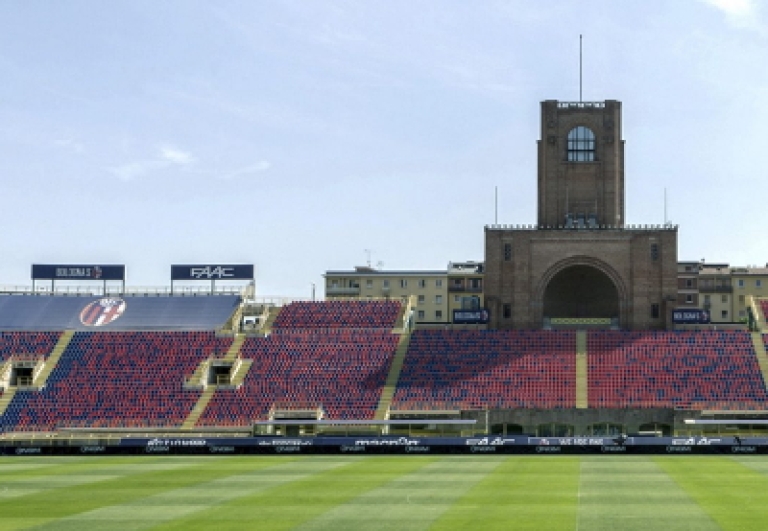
<box><xmin>543</xmin><ymin>265</ymin><xmax>619</xmax><ymax>319</ymax></box>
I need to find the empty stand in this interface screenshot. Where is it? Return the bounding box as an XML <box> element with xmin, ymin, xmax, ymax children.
<box><xmin>197</xmin><ymin>330</ymin><xmax>399</xmax><ymax>426</ymax></box>
<box><xmin>272</xmin><ymin>300</ymin><xmax>401</xmax><ymax>330</ymax></box>
<box><xmin>391</xmin><ymin>330</ymin><xmax>577</xmax><ymax>410</ymax></box>
<box><xmin>0</xmin><ymin>331</ymin><xmax>232</xmax><ymax>431</ymax></box>
<box><xmin>0</xmin><ymin>331</ymin><xmax>61</xmax><ymax>362</ymax></box>
<box><xmin>588</xmin><ymin>330</ymin><xmax>768</xmax><ymax>410</ymax></box>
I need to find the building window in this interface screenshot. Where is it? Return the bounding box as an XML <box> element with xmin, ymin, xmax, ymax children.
<box><xmin>503</xmin><ymin>243</ymin><xmax>512</xmax><ymax>261</ymax></box>
<box><xmin>650</xmin><ymin>243</ymin><xmax>659</xmax><ymax>262</ymax></box>
<box><xmin>417</xmin><ymin>310</ymin><xmax>425</xmax><ymax>320</ymax></box>
<box><xmin>721</xmin><ymin>295</ymin><xmax>728</xmax><ymax>304</ymax></box>
<box><xmin>383</xmin><ymin>280</ymin><xmax>390</xmax><ymax>288</ymax></box>
<box><xmin>400</xmin><ymin>279</ymin><xmax>408</xmax><ymax>288</ymax></box>
<box><xmin>567</xmin><ymin>126</ymin><xmax>595</xmax><ymax>162</ymax></box>
<box><xmin>435</xmin><ymin>310</ymin><xmax>443</xmax><ymax>320</ymax></box>
<box><xmin>651</xmin><ymin>303</ymin><xmax>660</xmax><ymax>319</ymax></box>
<box><xmin>740</xmin><ymin>310</ymin><xmax>746</xmax><ymax>318</ymax></box>
<box><xmin>739</xmin><ymin>295</ymin><xmax>745</xmax><ymax>303</ymax></box>
<box><xmin>685</xmin><ymin>295</ymin><xmax>693</xmax><ymax>304</ymax></box>
<box><xmin>469</xmin><ymin>278</ymin><xmax>482</xmax><ymax>289</ymax></box>
<box><xmin>757</xmin><ymin>280</ymin><xmax>763</xmax><ymax>288</ymax></box>
<box><xmin>738</xmin><ymin>279</ymin><xmax>745</xmax><ymax>288</ymax></box>
<box><xmin>418</xmin><ymin>279</ymin><xmax>426</xmax><ymax>288</ymax></box>
<box><xmin>721</xmin><ymin>310</ymin><xmax>728</xmax><ymax>319</ymax></box>
<box><xmin>435</xmin><ymin>295</ymin><xmax>443</xmax><ymax>304</ymax></box>
<box><xmin>454</xmin><ymin>295</ymin><xmax>461</xmax><ymax>303</ymax></box>
<box><xmin>503</xmin><ymin>303</ymin><xmax>512</xmax><ymax>319</ymax></box>
<box><xmin>685</xmin><ymin>279</ymin><xmax>693</xmax><ymax>288</ymax></box>
<box><xmin>704</xmin><ymin>295</ymin><xmax>711</xmax><ymax>304</ymax></box>
<box><xmin>417</xmin><ymin>295</ymin><xmax>425</xmax><ymax>304</ymax></box>
<box><xmin>366</xmin><ymin>279</ymin><xmax>373</xmax><ymax>289</ymax></box>
<box><xmin>435</xmin><ymin>279</ymin><xmax>443</xmax><ymax>287</ymax></box>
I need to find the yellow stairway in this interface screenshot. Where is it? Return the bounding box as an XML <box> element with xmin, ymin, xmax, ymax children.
<box><xmin>575</xmin><ymin>330</ymin><xmax>589</xmax><ymax>409</ymax></box>
<box><xmin>750</xmin><ymin>332</ymin><xmax>768</xmax><ymax>391</ymax></box>
<box><xmin>182</xmin><ymin>387</ymin><xmax>216</xmax><ymax>430</ymax></box>
<box><xmin>229</xmin><ymin>359</ymin><xmax>253</xmax><ymax>388</ymax></box>
<box><xmin>223</xmin><ymin>334</ymin><xmax>246</xmax><ymax>362</ymax></box>
<box><xmin>374</xmin><ymin>332</ymin><xmax>411</xmax><ymax>420</ymax></box>
<box><xmin>33</xmin><ymin>330</ymin><xmax>75</xmax><ymax>388</ymax></box>
<box><xmin>0</xmin><ymin>388</ymin><xmax>18</xmax><ymax>416</ymax></box>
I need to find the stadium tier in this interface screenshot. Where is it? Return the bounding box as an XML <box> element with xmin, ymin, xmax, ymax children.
<box><xmin>272</xmin><ymin>300</ymin><xmax>401</xmax><ymax>330</ymax></box>
<box><xmin>4</xmin><ymin>296</ymin><xmax>768</xmax><ymax>434</ymax></box>
<box><xmin>588</xmin><ymin>330</ymin><xmax>768</xmax><ymax>410</ymax></box>
<box><xmin>1</xmin><ymin>331</ymin><xmax>232</xmax><ymax>431</ymax></box>
<box><xmin>197</xmin><ymin>331</ymin><xmax>399</xmax><ymax>426</ymax></box>
<box><xmin>391</xmin><ymin>330</ymin><xmax>577</xmax><ymax>410</ymax></box>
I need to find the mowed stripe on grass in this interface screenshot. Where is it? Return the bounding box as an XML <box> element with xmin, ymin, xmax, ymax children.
<box><xmin>293</xmin><ymin>456</ymin><xmax>505</xmax><ymax>531</ymax></box>
<box><xmin>0</xmin><ymin>456</ymin><xmax>294</xmax><ymax>531</ymax></box>
<box><xmin>430</xmin><ymin>457</ymin><xmax>580</xmax><ymax>531</ymax></box>
<box><xmin>656</xmin><ymin>456</ymin><xmax>768</xmax><ymax>531</ymax></box>
<box><xmin>577</xmin><ymin>457</ymin><xmax>720</xmax><ymax>531</ymax></box>
<box><xmin>150</xmin><ymin>457</ymin><xmax>437</xmax><ymax>531</ymax></box>
<box><xmin>20</xmin><ymin>457</ymin><xmax>348</xmax><ymax>531</ymax></box>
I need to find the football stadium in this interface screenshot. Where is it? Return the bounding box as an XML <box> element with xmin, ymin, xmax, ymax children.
<box><xmin>3</xmin><ymin>95</ymin><xmax>768</xmax><ymax>529</ymax></box>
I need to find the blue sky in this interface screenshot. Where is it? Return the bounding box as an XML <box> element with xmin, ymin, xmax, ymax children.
<box><xmin>1</xmin><ymin>0</ymin><xmax>766</xmax><ymax>297</ymax></box>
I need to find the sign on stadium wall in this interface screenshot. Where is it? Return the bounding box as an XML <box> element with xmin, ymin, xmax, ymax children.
<box><xmin>672</xmin><ymin>308</ymin><xmax>710</xmax><ymax>324</ymax></box>
<box><xmin>31</xmin><ymin>264</ymin><xmax>125</xmax><ymax>281</ymax></box>
<box><xmin>453</xmin><ymin>309</ymin><xmax>490</xmax><ymax>324</ymax></box>
<box><xmin>171</xmin><ymin>264</ymin><xmax>254</xmax><ymax>281</ymax></box>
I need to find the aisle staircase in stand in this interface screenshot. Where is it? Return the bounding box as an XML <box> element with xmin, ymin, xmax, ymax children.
<box><xmin>575</xmin><ymin>330</ymin><xmax>589</xmax><ymax>409</ymax></box>
<box><xmin>750</xmin><ymin>332</ymin><xmax>768</xmax><ymax>391</ymax></box>
<box><xmin>182</xmin><ymin>387</ymin><xmax>216</xmax><ymax>430</ymax></box>
<box><xmin>32</xmin><ymin>330</ymin><xmax>75</xmax><ymax>388</ymax></box>
<box><xmin>374</xmin><ymin>332</ymin><xmax>411</xmax><ymax>420</ymax></box>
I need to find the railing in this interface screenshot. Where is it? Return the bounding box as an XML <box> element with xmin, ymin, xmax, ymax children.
<box><xmin>699</xmin><ymin>286</ymin><xmax>733</xmax><ymax>293</ymax></box>
<box><xmin>557</xmin><ymin>101</ymin><xmax>606</xmax><ymax>109</ymax></box>
<box><xmin>0</xmin><ymin>285</ymin><xmax>247</xmax><ymax>297</ymax></box>
<box><xmin>485</xmin><ymin>223</ymin><xmax>678</xmax><ymax>231</ymax></box>
<box><xmin>326</xmin><ymin>286</ymin><xmax>361</xmax><ymax>296</ymax></box>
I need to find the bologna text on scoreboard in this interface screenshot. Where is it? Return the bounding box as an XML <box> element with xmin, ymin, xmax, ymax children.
<box><xmin>32</xmin><ymin>264</ymin><xmax>126</xmax><ymax>281</ymax></box>
<box><xmin>672</xmin><ymin>308</ymin><xmax>710</xmax><ymax>324</ymax></box>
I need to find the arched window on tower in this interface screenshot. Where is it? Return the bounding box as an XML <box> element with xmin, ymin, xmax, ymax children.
<box><xmin>567</xmin><ymin>126</ymin><xmax>595</xmax><ymax>162</ymax></box>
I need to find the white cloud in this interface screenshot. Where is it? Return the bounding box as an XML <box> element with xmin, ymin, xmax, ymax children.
<box><xmin>218</xmin><ymin>161</ymin><xmax>271</xmax><ymax>180</ymax></box>
<box><xmin>107</xmin><ymin>160</ymin><xmax>169</xmax><ymax>182</ymax></box>
<box><xmin>703</xmin><ymin>0</ymin><xmax>764</xmax><ymax>31</ymax></box>
<box><xmin>160</xmin><ymin>146</ymin><xmax>195</xmax><ymax>165</ymax></box>
<box><xmin>108</xmin><ymin>145</ymin><xmax>197</xmax><ymax>181</ymax></box>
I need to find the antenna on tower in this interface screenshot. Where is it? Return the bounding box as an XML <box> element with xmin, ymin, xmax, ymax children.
<box><xmin>364</xmin><ymin>249</ymin><xmax>372</xmax><ymax>268</ymax></box>
<box><xmin>579</xmin><ymin>34</ymin><xmax>583</xmax><ymax>102</ymax></box>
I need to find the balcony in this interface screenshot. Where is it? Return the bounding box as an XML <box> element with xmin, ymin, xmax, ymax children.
<box><xmin>326</xmin><ymin>286</ymin><xmax>360</xmax><ymax>296</ymax></box>
<box><xmin>698</xmin><ymin>286</ymin><xmax>732</xmax><ymax>294</ymax></box>
<box><xmin>448</xmin><ymin>285</ymin><xmax>483</xmax><ymax>293</ymax></box>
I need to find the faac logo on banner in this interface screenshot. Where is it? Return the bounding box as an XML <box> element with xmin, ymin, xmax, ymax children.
<box><xmin>171</xmin><ymin>264</ymin><xmax>254</xmax><ymax>281</ymax></box>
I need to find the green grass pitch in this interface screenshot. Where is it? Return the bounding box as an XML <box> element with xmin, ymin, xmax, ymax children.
<box><xmin>2</xmin><ymin>455</ymin><xmax>768</xmax><ymax>530</ymax></box>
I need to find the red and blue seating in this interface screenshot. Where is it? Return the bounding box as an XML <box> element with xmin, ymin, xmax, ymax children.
<box><xmin>392</xmin><ymin>330</ymin><xmax>577</xmax><ymax>410</ymax></box>
<box><xmin>0</xmin><ymin>331</ymin><xmax>61</xmax><ymax>362</ymax></box>
<box><xmin>1</xmin><ymin>331</ymin><xmax>231</xmax><ymax>431</ymax></box>
<box><xmin>198</xmin><ymin>330</ymin><xmax>399</xmax><ymax>426</ymax></box>
<box><xmin>588</xmin><ymin>330</ymin><xmax>768</xmax><ymax>409</ymax></box>
<box><xmin>272</xmin><ymin>300</ymin><xmax>401</xmax><ymax>330</ymax></box>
